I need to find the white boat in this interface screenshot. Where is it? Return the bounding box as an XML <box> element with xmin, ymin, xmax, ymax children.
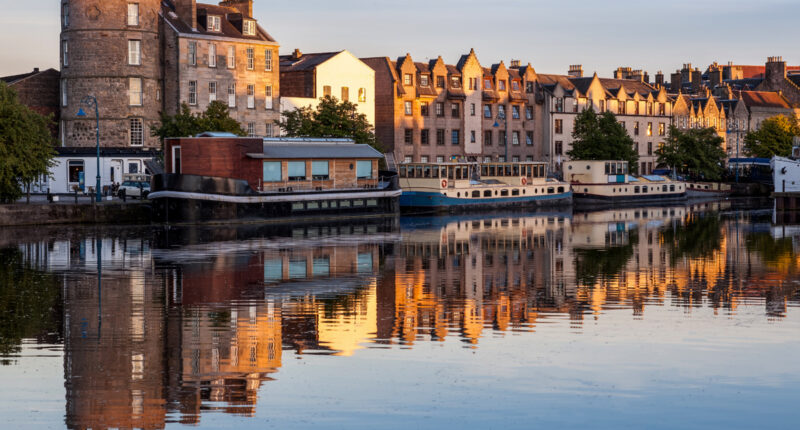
<box><xmin>398</xmin><ymin>161</ymin><xmax>572</xmax><ymax>211</ymax></box>
<box><xmin>565</xmin><ymin>160</ymin><xmax>687</xmax><ymax>207</ymax></box>
<box><xmin>685</xmin><ymin>182</ymin><xmax>733</xmax><ymax>198</ymax></box>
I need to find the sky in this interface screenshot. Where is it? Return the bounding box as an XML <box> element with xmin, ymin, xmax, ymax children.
<box><xmin>1</xmin><ymin>0</ymin><xmax>799</xmax><ymax>77</ymax></box>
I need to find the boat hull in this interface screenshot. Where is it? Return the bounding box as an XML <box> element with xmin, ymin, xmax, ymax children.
<box><xmin>572</xmin><ymin>192</ymin><xmax>687</xmax><ymax>208</ymax></box>
<box><xmin>400</xmin><ymin>190</ymin><xmax>573</xmax><ymax>212</ymax></box>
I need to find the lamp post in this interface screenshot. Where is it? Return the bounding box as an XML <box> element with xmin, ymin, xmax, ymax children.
<box><xmin>77</xmin><ymin>96</ymin><xmax>102</xmax><ymax>203</ymax></box>
<box><xmin>493</xmin><ymin>108</ymin><xmax>508</xmax><ymax>162</ymax></box>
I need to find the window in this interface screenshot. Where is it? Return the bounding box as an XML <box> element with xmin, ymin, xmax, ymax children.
<box><xmin>62</xmin><ymin>3</ymin><xmax>69</xmax><ymax>28</ymax></box>
<box><xmin>420</xmin><ymin>102</ymin><xmax>429</xmax><ymax>116</ymax></box>
<box><xmin>658</xmin><ymin>123</ymin><xmax>665</xmax><ymax>136</ymax></box>
<box><xmin>404</xmin><ymin>101</ymin><xmax>413</xmax><ymax>116</ymax></box>
<box><xmin>207</xmin><ymin>82</ymin><xmax>217</xmax><ymax>102</ymax></box>
<box><xmin>323</xmin><ymin>86</ymin><xmax>331</xmax><ymax>97</ymax></box>
<box><xmin>436</xmin><ymin>129</ymin><xmax>445</xmax><ymax>146</ymax></box>
<box><xmin>470</xmin><ymin>103</ymin><xmax>476</xmax><ymax>116</ymax></box>
<box><xmin>435</xmin><ymin>102</ymin><xmax>444</xmax><ymax>117</ymax></box>
<box><xmin>288</xmin><ymin>161</ymin><xmax>306</xmax><ymax>181</ymax></box>
<box><xmin>512</xmin><ymin>131</ymin><xmax>520</xmax><ymax>145</ymax></box>
<box><xmin>526</xmin><ymin>106</ymin><xmax>533</xmax><ymax>120</ymax></box>
<box><xmin>555</xmin><ymin>98</ymin><xmax>564</xmax><ymax>112</ymax></box>
<box><xmin>484</xmin><ymin>130</ymin><xmax>492</xmax><ymax>146</ymax></box>
<box><xmin>512</xmin><ymin>105</ymin><xmax>520</xmax><ymax>119</ymax></box>
<box><xmin>647</xmin><ymin>142</ymin><xmax>653</xmax><ymax>155</ymax></box>
<box><xmin>263</xmin><ymin>161</ymin><xmax>281</xmax><ymax>182</ymax></box>
<box><xmin>227</xmin><ymin>46</ymin><xmax>235</xmax><ymax>69</ymax></box>
<box><xmin>436</xmin><ymin>76</ymin><xmax>445</xmax><ymax>88</ymax></box>
<box><xmin>437</xmin><ymin>156</ymin><xmax>445</xmax><ymax>163</ymax></box>
<box><xmin>247</xmin><ymin>84</ymin><xmax>255</xmax><ymax>109</ymax></box>
<box><xmin>61</xmin><ymin>79</ymin><xmax>67</xmax><ymax>106</ymax></box>
<box><xmin>498</xmin><ymin>80</ymin><xmax>506</xmax><ymax>91</ymax></box>
<box><xmin>247</xmin><ymin>122</ymin><xmax>255</xmax><ymax>137</ymax></box>
<box><xmin>208</xmin><ymin>43</ymin><xmax>216</xmax><ymax>67</ymax></box>
<box><xmin>127</xmin><ymin>3</ymin><xmax>139</xmax><ymax>26</ymax></box>
<box><xmin>243</xmin><ymin>20</ymin><xmax>256</xmax><ymax>36</ymax></box>
<box><xmin>188</xmin><ymin>80</ymin><xmax>197</xmax><ymax>105</ymax></box>
<box><xmin>341</xmin><ymin>87</ymin><xmax>349</xmax><ymax>102</ymax></box>
<box><xmin>208</xmin><ymin>15</ymin><xmax>221</xmax><ymax>32</ymax></box>
<box><xmin>512</xmin><ymin>80</ymin><xmax>521</xmax><ymax>91</ymax></box>
<box><xmin>451</xmin><ymin>103</ymin><xmax>460</xmax><ymax>118</ymax></box>
<box><xmin>484</xmin><ymin>105</ymin><xmax>492</xmax><ymax>118</ymax></box>
<box><xmin>470</xmin><ymin>130</ymin><xmax>476</xmax><ymax>143</ymax></box>
<box><xmin>228</xmin><ymin>83</ymin><xmax>236</xmax><ymax>107</ymax></box>
<box><xmin>403</xmin><ymin>156</ymin><xmax>412</xmax><ymax>163</ymax></box>
<box><xmin>358</xmin><ymin>88</ymin><xmax>366</xmax><ymax>103</ymax></box>
<box><xmin>265</xmin><ymin>123</ymin><xmax>274</xmax><ymax>137</ymax></box>
<box><xmin>554</xmin><ymin>119</ymin><xmax>563</xmax><ymax>134</ymax></box>
<box><xmin>526</xmin><ymin>131</ymin><xmax>533</xmax><ymax>146</ymax></box>
<box><xmin>498</xmin><ymin>105</ymin><xmax>506</xmax><ymax>118</ymax></box>
<box><xmin>246</xmin><ymin>48</ymin><xmax>254</xmax><ymax>70</ymax></box>
<box><xmin>647</xmin><ymin>122</ymin><xmax>653</xmax><ymax>136</ymax></box>
<box><xmin>62</xmin><ymin>40</ymin><xmax>69</xmax><ymax>67</ymax></box>
<box><xmin>404</xmin><ymin>73</ymin><xmax>412</xmax><ymax>86</ymax></box>
<box><xmin>129</xmin><ymin>77</ymin><xmax>142</xmax><ymax>106</ymax></box>
<box><xmin>451</xmin><ymin>129</ymin><xmax>460</xmax><ymax>145</ymax></box>
<box><xmin>450</xmin><ymin>76</ymin><xmax>461</xmax><ymax>88</ymax></box>
<box><xmin>555</xmin><ymin>141</ymin><xmax>563</xmax><ymax>155</ymax></box>
<box><xmin>421</xmin><ymin>129</ymin><xmax>429</xmax><ymax>145</ymax></box>
<box><xmin>188</xmin><ymin>41</ymin><xmax>197</xmax><ymax>66</ymax></box>
<box><xmin>404</xmin><ymin>129</ymin><xmax>413</xmax><ymax>145</ymax></box>
<box><xmin>264</xmin><ymin>49</ymin><xmax>273</xmax><ymax>71</ymax></box>
<box><xmin>356</xmin><ymin>160</ymin><xmax>373</xmax><ymax>179</ymax></box>
<box><xmin>312</xmin><ymin>161</ymin><xmax>329</xmax><ymax>180</ymax></box>
<box><xmin>129</xmin><ymin>118</ymin><xmax>143</xmax><ymax>146</ymax></box>
<box><xmin>647</xmin><ymin>102</ymin><xmax>653</xmax><ymax>115</ymax></box>
<box><xmin>68</xmin><ymin>160</ymin><xmax>84</xmax><ymax>183</ymax></box>
<box><xmin>499</xmin><ymin>131</ymin><xmax>507</xmax><ymax>146</ymax></box>
<box><xmin>420</xmin><ymin>75</ymin><xmax>429</xmax><ymax>87</ymax></box>
<box><xmin>265</xmin><ymin>85</ymin><xmax>273</xmax><ymax>109</ymax></box>
<box><xmin>172</xmin><ymin>146</ymin><xmax>181</xmax><ymax>173</ymax></box>
<box><xmin>634</xmin><ymin>121</ymin><xmax>640</xmax><ymax>135</ymax></box>
<box><xmin>659</xmin><ymin>103</ymin><xmax>666</xmax><ymax>116</ymax></box>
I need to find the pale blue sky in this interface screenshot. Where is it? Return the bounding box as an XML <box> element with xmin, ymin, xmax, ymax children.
<box><xmin>2</xmin><ymin>0</ymin><xmax>798</xmax><ymax>77</ymax></box>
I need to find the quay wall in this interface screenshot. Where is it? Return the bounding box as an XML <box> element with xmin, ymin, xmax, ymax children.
<box><xmin>0</xmin><ymin>202</ymin><xmax>152</xmax><ymax>227</ymax></box>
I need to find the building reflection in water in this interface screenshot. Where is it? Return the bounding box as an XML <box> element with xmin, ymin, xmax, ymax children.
<box><xmin>8</xmin><ymin>206</ymin><xmax>800</xmax><ymax>428</ymax></box>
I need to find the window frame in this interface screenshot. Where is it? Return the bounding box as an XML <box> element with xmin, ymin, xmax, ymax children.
<box><xmin>129</xmin><ymin>118</ymin><xmax>144</xmax><ymax>147</ymax></box>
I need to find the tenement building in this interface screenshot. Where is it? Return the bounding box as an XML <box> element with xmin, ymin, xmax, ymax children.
<box><xmin>58</xmin><ymin>0</ymin><xmax>279</xmax><ymax>149</ymax></box>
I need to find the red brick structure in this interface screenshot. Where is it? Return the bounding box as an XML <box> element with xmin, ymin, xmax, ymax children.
<box><xmin>1</xmin><ymin>68</ymin><xmax>61</xmax><ymax>138</ymax></box>
<box><xmin>164</xmin><ymin>136</ymin><xmax>263</xmax><ymax>189</ymax></box>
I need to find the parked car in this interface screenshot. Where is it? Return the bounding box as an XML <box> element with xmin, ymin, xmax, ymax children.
<box><xmin>118</xmin><ymin>180</ymin><xmax>150</xmax><ymax>199</ymax></box>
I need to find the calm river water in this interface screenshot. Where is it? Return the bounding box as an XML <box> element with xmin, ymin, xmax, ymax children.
<box><xmin>1</xmin><ymin>200</ymin><xmax>799</xmax><ymax>429</ymax></box>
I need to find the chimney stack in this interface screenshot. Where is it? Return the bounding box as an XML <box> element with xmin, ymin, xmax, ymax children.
<box><xmin>510</xmin><ymin>59</ymin><xmax>521</xmax><ymax>68</ymax></box>
<box><xmin>219</xmin><ymin>0</ymin><xmax>254</xmax><ymax>17</ymax></box>
<box><xmin>655</xmin><ymin>71</ymin><xmax>664</xmax><ymax>86</ymax></box>
<box><xmin>174</xmin><ymin>0</ymin><xmax>198</xmax><ymax>29</ymax></box>
<box><xmin>568</xmin><ymin>64</ymin><xmax>584</xmax><ymax>78</ymax></box>
<box><xmin>766</xmin><ymin>56</ymin><xmax>787</xmax><ymax>83</ymax></box>
<box><xmin>292</xmin><ymin>48</ymin><xmax>302</xmax><ymax>60</ymax></box>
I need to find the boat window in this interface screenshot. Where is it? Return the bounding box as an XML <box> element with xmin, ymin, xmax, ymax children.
<box><xmin>488</xmin><ymin>165</ymin><xmax>496</xmax><ymax>176</ymax></box>
<box><xmin>484</xmin><ymin>190</ymin><xmax>492</xmax><ymax>197</ymax></box>
<box><xmin>547</xmin><ymin>187</ymin><xmax>554</xmax><ymax>194</ymax></box>
<box><xmin>312</xmin><ymin>160</ymin><xmax>329</xmax><ymax>180</ymax></box>
<box><xmin>634</xmin><ymin>186</ymin><xmax>640</xmax><ymax>193</ymax></box>
<box><xmin>357</xmin><ymin>160</ymin><xmax>374</xmax><ymax>179</ymax></box>
<box><xmin>481</xmin><ymin>165</ymin><xmax>488</xmax><ymax>176</ymax></box>
<box><xmin>512</xmin><ymin>164</ymin><xmax>520</xmax><ymax>176</ymax></box>
<box><xmin>415</xmin><ymin>166</ymin><xmax>423</xmax><ymax>178</ymax></box>
<box><xmin>670</xmin><ymin>185</ymin><xmax>675</xmax><ymax>192</ymax></box>
<box><xmin>423</xmin><ymin>166</ymin><xmax>431</xmax><ymax>178</ymax></box>
<box><xmin>448</xmin><ymin>167</ymin><xmax>454</xmax><ymax>180</ymax></box>
<box><xmin>399</xmin><ymin>166</ymin><xmax>407</xmax><ymax>178</ymax></box>
<box><xmin>512</xmin><ymin>189</ymin><xmax>520</xmax><ymax>196</ymax></box>
<box><xmin>558</xmin><ymin>186</ymin><xmax>565</xmax><ymax>193</ymax></box>
<box><xmin>662</xmin><ymin>185</ymin><xmax>667</xmax><ymax>192</ymax></box>
<box><xmin>642</xmin><ymin>186</ymin><xmax>648</xmax><ymax>193</ymax></box>
<box><xmin>539</xmin><ymin>166</ymin><xmax>545</xmax><ymax>177</ymax></box>
<box><xmin>605</xmin><ymin>163</ymin><xmax>611</xmax><ymax>174</ymax></box>
<box><xmin>432</xmin><ymin>167</ymin><xmax>439</xmax><ymax>178</ymax></box>
<box><xmin>288</xmin><ymin>161</ymin><xmax>306</xmax><ymax>181</ymax></box>
<box><xmin>505</xmin><ymin>165</ymin><xmax>512</xmax><ymax>176</ymax></box>
<box><xmin>500</xmin><ymin>189</ymin><xmax>509</xmax><ymax>196</ymax></box>
<box><xmin>263</xmin><ymin>161</ymin><xmax>282</xmax><ymax>182</ymax></box>
<box><xmin>472</xmin><ymin>191</ymin><xmax>480</xmax><ymax>198</ymax></box>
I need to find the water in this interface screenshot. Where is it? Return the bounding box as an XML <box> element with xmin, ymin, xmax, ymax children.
<box><xmin>1</xmin><ymin>200</ymin><xmax>799</xmax><ymax>429</ymax></box>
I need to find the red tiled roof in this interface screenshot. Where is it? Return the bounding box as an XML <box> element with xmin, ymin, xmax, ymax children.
<box><xmin>728</xmin><ymin>65</ymin><xmax>800</xmax><ymax>79</ymax></box>
<box><xmin>739</xmin><ymin>91</ymin><xmax>792</xmax><ymax>109</ymax></box>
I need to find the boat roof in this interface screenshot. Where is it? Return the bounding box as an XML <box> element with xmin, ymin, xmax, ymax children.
<box><xmin>246</xmin><ymin>143</ymin><xmax>383</xmax><ymax>159</ymax></box>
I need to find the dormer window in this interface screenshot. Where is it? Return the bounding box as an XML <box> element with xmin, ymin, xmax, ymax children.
<box><xmin>403</xmin><ymin>73</ymin><xmax>412</xmax><ymax>86</ymax></box>
<box><xmin>484</xmin><ymin>79</ymin><xmax>492</xmax><ymax>90</ymax></box>
<box><xmin>511</xmin><ymin>80</ymin><xmax>520</xmax><ymax>91</ymax></box>
<box><xmin>243</xmin><ymin>20</ymin><xmax>256</xmax><ymax>36</ymax></box>
<box><xmin>498</xmin><ymin>80</ymin><xmax>507</xmax><ymax>91</ymax></box>
<box><xmin>450</xmin><ymin>76</ymin><xmax>461</xmax><ymax>89</ymax></box>
<box><xmin>420</xmin><ymin>75</ymin><xmax>429</xmax><ymax>87</ymax></box>
<box><xmin>208</xmin><ymin>15</ymin><xmax>221</xmax><ymax>32</ymax></box>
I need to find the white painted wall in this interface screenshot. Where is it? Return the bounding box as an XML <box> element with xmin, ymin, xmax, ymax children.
<box><xmin>31</xmin><ymin>155</ymin><xmax>154</xmax><ymax>194</ymax></box>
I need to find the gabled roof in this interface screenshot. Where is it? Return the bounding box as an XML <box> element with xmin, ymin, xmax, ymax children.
<box><xmin>279</xmin><ymin>51</ymin><xmax>341</xmax><ymax>72</ymax></box>
<box><xmin>740</xmin><ymin>91</ymin><xmax>793</xmax><ymax>109</ymax></box>
<box><xmin>162</xmin><ymin>2</ymin><xmax>276</xmax><ymax>42</ymax></box>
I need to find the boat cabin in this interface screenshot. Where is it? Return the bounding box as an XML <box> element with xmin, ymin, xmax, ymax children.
<box><xmin>564</xmin><ymin>160</ymin><xmax>631</xmax><ymax>184</ymax></box>
<box><xmin>398</xmin><ymin>162</ymin><xmax>549</xmax><ymax>187</ymax></box>
<box><xmin>164</xmin><ymin>136</ymin><xmax>383</xmax><ymax>192</ymax></box>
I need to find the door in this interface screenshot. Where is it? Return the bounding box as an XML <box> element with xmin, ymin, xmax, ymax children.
<box><xmin>172</xmin><ymin>146</ymin><xmax>181</xmax><ymax>174</ymax></box>
<box><xmin>110</xmin><ymin>160</ymin><xmax>122</xmax><ymax>185</ymax></box>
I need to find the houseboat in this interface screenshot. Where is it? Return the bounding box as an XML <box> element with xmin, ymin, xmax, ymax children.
<box><xmin>685</xmin><ymin>182</ymin><xmax>733</xmax><ymax>198</ymax></box>
<box><xmin>149</xmin><ymin>135</ymin><xmax>401</xmax><ymax>223</ymax></box>
<box><xmin>772</xmin><ymin>141</ymin><xmax>800</xmax><ymax>211</ymax></box>
<box><xmin>564</xmin><ymin>160</ymin><xmax>687</xmax><ymax>207</ymax></box>
<box><xmin>397</xmin><ymin>161</ymin><xmax>572</xmax><ymax>211</ymax></box>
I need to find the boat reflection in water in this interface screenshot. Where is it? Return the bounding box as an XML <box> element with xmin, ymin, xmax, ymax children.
<box><xmin>4</xmin><ymin>202</ymin><xmax>800</xmax><ymax>428</ymax></box>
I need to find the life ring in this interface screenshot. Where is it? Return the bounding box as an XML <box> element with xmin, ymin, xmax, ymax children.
<box><xmin>441</xmin><ymin>179</ymin><xmax>448</xmax><ymax>188</ymax></box>
<box><xmin>521</xmin><ymin>177</ymin><xmax>528</xmax><ymax>186</ymax></box>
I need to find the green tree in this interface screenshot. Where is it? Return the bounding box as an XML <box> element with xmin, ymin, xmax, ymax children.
<box><xmin>151</xmin><ymin>101</ymin><xmax>246</xmax><ymax>141</ymax></box>
<box><xmin>0</xmin><ymin>82</ymin><xmax>57</xmax><ymax>203</ymax></box>
<box><xmin>567</xmin><ymin>108</ymin><xmax>639</xmax><ymax>173</ymax></box>
<box><xmin>656</xmin><ymin>126</ymin><xmax>727</xmax><ymax>180</ymax></box>
<box><xmin>744</xmin><ymin>114</ymin><xmax>800</xmax><ymax>158</ymax></box>
<box><xmin>277</xmin><ymin>96</ymin><xmax>382</xmax><ymax>152</ymax></box>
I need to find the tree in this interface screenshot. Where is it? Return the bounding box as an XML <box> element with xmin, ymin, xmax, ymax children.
<box><xmin>0</xmin><ymin>82</ymin><xmax>56</xmax><ymax>203</ymax></box>
<box><xmin>656</xmin><ymin>126</ymin><xmax>727</xmax><ymax>180</ymax></box>
<box><xmin>151</xmin><ymin>101</ymin><xmax>246</xmax><ymax>141</ymax></box>
<box><xmin>744</xmin><ymin>114</ymin><xmax>800</xmax><ymax>158</ymax></box>
<box><xmin>277</xmin><ymin>96</ymin><xmax>382</xmax><ymax>152</ymax></box>
<box><xmin>567</xmin><ymin>108</ymin><xmax>638</xmax><ymax>173</ymax></box>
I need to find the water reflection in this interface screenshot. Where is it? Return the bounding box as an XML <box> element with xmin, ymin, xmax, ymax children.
<box><xmin>1</xmin><ymin>202</ymin><xmax>799</xmax><ymax>428</ymax></box>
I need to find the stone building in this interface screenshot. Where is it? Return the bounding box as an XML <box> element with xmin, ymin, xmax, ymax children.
<box><xmin>362</xmin><ymin>50</ymin><xmax>542</xmax><ymax>165</ymax></box>
<box><xmin>0</xmin><ymin>68</ymin><xmax>62</xmax><ymax>138</ymax></box>
<box><xmin>672</xmin><ymin>92</ymin><xmax>728</xmax><ymax>153</ymax></box>
<box><xmin>279</xmin><ymin>49</ymin><xmax>375</xmax><ymax>127</ymax></box>
<box><xmin>162</xmin><ymin>0</ymin><xmax>280</xmax><ymax>138</ymax></box>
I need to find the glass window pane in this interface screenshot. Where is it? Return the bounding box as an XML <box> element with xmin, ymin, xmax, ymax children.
<box><xmin>312</xmin><ymin>257</ymin><xmax>330</xmax><ymax>277</ymax></box>
<box><xmin>357</xmin><ymin>253</ymin><xmax>373</xmax><ymax>273</ymax></box>
<box><xmin>263</xmin><ymin>161</ymin><xmax>281</xmax><ymax>182</ymax></box>
<box><xmin>264</xmin><ymin>259</ymin><xmax>282</xmax><ymax>281</ymax></box>
<box><xmin>288</xmin><ymin>260</ymin><xmax>307</xmax><ymax>279</ymax></box>
<box><xmin>288</xmin><ymin>161</ymin><xmax>306</xmax><ymax>180</ymax></box>
<box><xmin>356</xmin><ymin>160</ymin><xmax>372</xmax><ymax>179</ymax></box>
<box><xmin>312</xmin><ymin>160</ymin><xmax>329</xmax><ymax>178</ymax></box>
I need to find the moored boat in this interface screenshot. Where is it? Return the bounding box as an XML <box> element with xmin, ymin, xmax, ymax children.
<box><xmin>685</xmin><ymin>181</ymin><xmax>733</xmax><ymax>198</ymax></box>
<box><xmin>398</xmin><ymin>161</ymin><xmax>572</xmax><ymax>211</ymax></box>
<box><xmin>565</xmin><ymin>160</ymin><xmax>687</xmax><ymax>207</ymax></box>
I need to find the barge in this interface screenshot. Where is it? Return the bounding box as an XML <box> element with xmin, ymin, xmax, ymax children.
<box><xmin>565</xmin><ymin>160</ymin><xmax>687</xmax><ymax>207</ymax></box>
<box><xmin>149</xmin><ymin>136</ymin><xmax>400</xmax><ymax>223</ymax></box>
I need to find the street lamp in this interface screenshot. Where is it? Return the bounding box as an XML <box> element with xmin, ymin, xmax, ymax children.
<box><xmin>493</xmin><ymin>108</ymin><xmax>508</xmax><ymax>162</ymax></box>
<box><xmin>77</xmin><ymin>96</ymin><xmax>102</xmax><ymax>203</ymax></box>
